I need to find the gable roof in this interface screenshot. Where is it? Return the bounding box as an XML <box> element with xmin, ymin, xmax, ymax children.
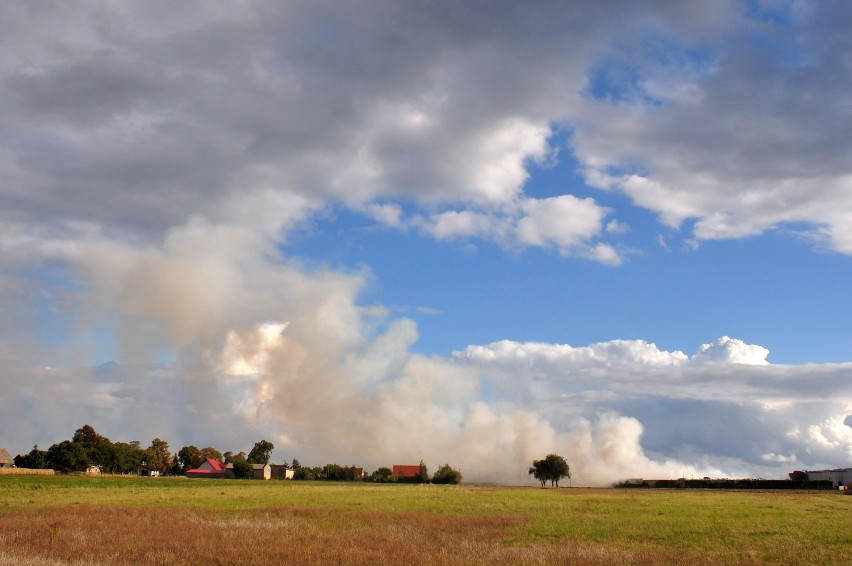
<box><xmin>392</xmin><ymin>464</ymin><xmax>421</xmax><ymax>478</ymax></box>
<box><xmin>0</xmin><ymin>447</ymin><xmax>13</xmax><ymax>465</ymax></box>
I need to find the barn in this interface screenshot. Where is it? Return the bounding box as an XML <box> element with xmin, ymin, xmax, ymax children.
<box><xmin>801</xmin><ymin>468</ymin><xmax>852</xmax><ymax>488</ymax></box>
<box><xmin>392</xmin><ymin>464</ymin><xmax>422</xmax><ymax>480</ymax></box>
<box><xmin>186</xmin><ymin>459</ymin><xmax>227</xmax><ymax>478</ymax></box>
<box><xmin>0</xmin><ymin>447</ymin><xmax>14</xmax><ymax>468</ymax></box>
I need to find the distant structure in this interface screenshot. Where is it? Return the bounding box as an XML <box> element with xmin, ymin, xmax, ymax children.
<box><xmin>392</xmin><ymin>464</ymin><xmax>421</xmax><ymax>480</ymax></box>
<box><xmin>186</xmin><ymin>459</ymin><xmax>227</xmax><ymax>479</ymax></box>
<box><xmin>251</xmin><ymin>463</ymin><xmax>271</xmax><ymax>480</ymax></box>
<box><xmin>790</xmin><ymin>468</ymin><xmax>852</xmax><ymax>488</ymax></box>
<box><xmin>0</xmin><ymin>447</ymin><xmax>13</xmax><ymax>468</ymax></box>
<box><xmin>270</xmin><ymin>464</ymin><xmax>294</xmax><ymax>479</ymax></box>
<box><xmin>137</xmin><ymin>466</ymin><xmax>160</xmax><ymax>477</ymax></box>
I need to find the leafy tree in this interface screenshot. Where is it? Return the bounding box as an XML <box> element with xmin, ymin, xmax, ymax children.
<box><xmin>14</xmin><ymin>445</ymin><xmax>48</xmax><ymax>469</ymax></box>
<box><xmin>529</xmin><ymin>454</ymin><xmax>570</xmax><ymax>488</ymax></box>
<box><xmin>290</xmin><ymin>458</ymin><xmax>301</xmax><ymax>470</ymax></box>
<box><xmin>47</xmin><ymin>441</ymin><xmax>89</xmax><ymax>473</ymax></box>
<box><xmin>200</xmin><ymin>446</ymin><xmax>222</xmax><ymax>462</ymax></box>
<box><xmin>232</xmin><ymin>460</ymin><xmax>253</xmax><ymax>479</ymax></box>
<box><xmin>368</xmin><ymin>467</ymin><xmax>394</xmax><ymax>483</ymax></box>
<box><xmin>528</xmin><ymin>459</ymin><xmax>548</xmax><ymax>487</ymax></box>
<box><xmin>177</xmin><ymin>445</ymin><xmax>204</xmax><ymax>472</ymax></box>
<box><xmin>112</xmin><ymin>442</ymin><xmax>145</xmax><ymax>474</ymax></box>
<box><xmin>432</xmin><ymin>464</ymin><xmax>462</xmax><ymax>484</ymax></box>
<box><xmin>223</xmin><ymin>451</ymin><xmax>235</xmax><ymax>464</ymax></box>
<box><xmin>247</xmin><ymin>440</ymin><xmax>274</xmax><ymax>464</ymax></box>
<box><xmin>145</xmin><ymin>438</ymin><xmax>172</xmax><ymax>474</ymax></box>
<box><xmin>544</xmin><ymin>454</ymin><xmax>570</xmax><ymax>487</ymax></box>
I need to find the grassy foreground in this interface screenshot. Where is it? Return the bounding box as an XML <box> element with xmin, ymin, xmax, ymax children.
<box><xmin>0</xmin><ymin>475</ymin><xmax>849</xmax><ymax>565</ymax></box>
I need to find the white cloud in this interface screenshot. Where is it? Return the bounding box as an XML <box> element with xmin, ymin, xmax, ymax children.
<box><xmin>691</xmin><ymin>336</ymin><xmax>770</xmax><ymax>366</ymax></box>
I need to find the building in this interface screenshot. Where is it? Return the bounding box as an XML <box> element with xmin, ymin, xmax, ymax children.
<box><xmin>0</xmin><ymin>447</ymin><xmax>13</xmax><ymax>468</ymax></box>
<box><xmin>86</xmin><ymin>465</ymin><xmax>102</xmax><ymax>475</ymax></box>
<box><xmin>137</xmin><ymin>466</ymin><xmax>160</xmax><ymax>477</ymax></box>
<box><xmin>186</xmin><ymin>459</ymin><xmax>227</xmax><ymax>478</ymax></box>
<box><xmin>798</xmin><ymin>468</ymin><xmax>852</xmax><ymax>488</ymax></box>
<box><xmin>252</xmin><ymin>463</ymin><xmax>271</xmax><ymax>480</ymax></box>
<box><xmin>270</xmin><ymin>464</ymin><xmax>294</xmax><ymax>479</ymax></box>
<box><xmin>392</xmin><ymin>464</ymin><xmax>422</xmax><ymax>480</ymax></box>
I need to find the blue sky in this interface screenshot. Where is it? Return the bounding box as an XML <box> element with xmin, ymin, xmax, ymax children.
<box><xmin>1</xmin><ymin>0</ymin><xmax>850</xmax><ymax>483</ymax></box>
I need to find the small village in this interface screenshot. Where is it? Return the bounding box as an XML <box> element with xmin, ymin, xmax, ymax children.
<box><xmin>0</xmin><ymin>424</ymin><xmax>463</xmax><ymax>485</ymax></box>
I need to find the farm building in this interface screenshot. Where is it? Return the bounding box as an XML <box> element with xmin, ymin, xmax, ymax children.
<box><xmin>270</xmin><ymin>464</ymin><xmax>294</xmax><ymax>479</ymax></box>
<box><xmin>0</xmin><ymin>447</ymin><xmax>13</xmax><ymax>468</ymax></box>
<box><xmin>186</xmin><ymin>459</ymin><xmax>227</xmax><ymax>478</ymax></box>
<box><xmin>392</xmin><ymin>464</ymin><xmax>422</xmax><ymax>480</ymax></box>
<box><xmin>86</xmin><ymin>465</ymin><xmax>102</xmax><ymax>475</ymax></box>
<box><xmin>252</xmin><ymin>463</ymin><xmax>271</xmax><ymax>480</ymax></box>
<box><xmin>796</xmin><ymin>468</ymin><xmax>852</xmax><ymax>488</ymax></box>
<box><xmin>137</xmin><ymin>466</ymin><xmax>160</xmax><ymax>477</ymax></box>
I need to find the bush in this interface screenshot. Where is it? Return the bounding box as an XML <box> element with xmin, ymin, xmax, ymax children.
<box><xmin>431</xmin><ymin>464</ymin><xmax>462</xmax><ymax>484</ymax></box>
<box><xmin>232</xmin><ymin>460</ymin><xmax>253</xmax><ymax>479</ymax></box>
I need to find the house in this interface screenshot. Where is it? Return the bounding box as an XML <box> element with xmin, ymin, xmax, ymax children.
<box><xmin>186</xmin><ymin>459</ymin><xmax>227</xmax><ymax>478</ymax></box>
<box><xmin>392</xmin><ymin>464</ymin><xmax>422</xmax><ymax>480</ymax></box>
<box><xmin>252</xmin><ymin>463</ymin><xmax>271</xmax><ymax>480</ymax></box>
<box><xmin>86</xmin><ymin>465</ymin><xmax>102</xmax><ymax>475</ymax></box>
<box><xmin>0</xmin><ymin>447</ymin><xmax>13</xmax><ymax>468</ymax></box>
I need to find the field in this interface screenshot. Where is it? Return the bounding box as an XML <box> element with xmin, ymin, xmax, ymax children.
<box><xmin>0</xmin><ymin>476</ymin><xmax>849</xmax><ymax>565</ymax></box>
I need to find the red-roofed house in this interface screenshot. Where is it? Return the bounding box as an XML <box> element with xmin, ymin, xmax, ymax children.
<box><xmin>186</xmin><ymin>458</ymin><xmax>227</xmax><ymax>478</ymax></box>
<box><xmin>392</xmin><ymin>464</ymin><xmax>422</xmax><ymax>480</ymax></box>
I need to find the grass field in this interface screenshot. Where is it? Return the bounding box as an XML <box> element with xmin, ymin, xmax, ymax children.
<box><xmin>0</xmin><ymin>475</ymin><xmax>849</xmax><ymax>565</ymax></box>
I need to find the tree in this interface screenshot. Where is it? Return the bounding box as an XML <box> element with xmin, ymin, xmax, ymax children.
<box><xmin>14</xmin><ymin>445</ymin><xmax>48</xmax><ymax>469</ymax></box>
<box><xmin>369</xmin><ymin>467</ymin><xmax>394</xmax><ymax>483</ymax></box>
<box><xmin>529</xmin><ymin>454</ymin><xmax>570</xmax><ymax>488</ymax></box>
<box><xmin>247</xmin><ymin>440</ymin><xmax>274</xmax><ymax>464</ymax></box>
<box><xmin>200</xmin><ymin>446</ymin><xmax>222</xmax><ymax>462</ymax></box>
<box><xmin>47</xmin><ymin>441</ymin><xmax>89</xmax><ymax>473</ymax></box>
<box><xmin>432</xmin><ymin>464</ymin><xmax>462</xmax><ymax>484</ymax></box>
<box><xmin>544</xmin><ymin>454</ymin><xmax>570</xmax><ymax>487</ymax></box>
<box><xmin>145</xmin><ymin>438</ymin><xmax>172</xmax><ymax>474</ymax></box>
<box><xmin>528</xmin><ymin>460</ymin><xmax>548</xmax><ymax>487</ymax></box>
<box><xmin>177</xmin><ymin>445</ymin><xmax>204</xmax><ymax>472</ymax></box>
<box><xmin>232</xmin><ymin>460</ymin><xmax>253</xmax><ymax>479</ymax></box>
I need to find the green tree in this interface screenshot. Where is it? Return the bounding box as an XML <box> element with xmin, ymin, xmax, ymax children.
<box><xmin>177</xmin><ymin>445</ymin><xmax>204</xmax><ymax>472</ymax></box>
<box><xmin>432</xmin><ymin>464</ymin><xmax>462</xmax><ymax>484</ymax></box>
<box><xmin>528</xmin><ymin>459</ymin><xmax>548</xmax><ymax>487</ymax></box>
<box><xmin>544</xmin><ymin>454</ymin><xmax>570</xmax><ymax>487</ymax></box>
<box><xmin>112</xmin><ymin>442</ymin><xmax>145</xmax><ymax>474</ymax></box>
<box><xmin>232</xmin><ymin>460</ymin><xmax>253</xmax><ymax>479</ymax></box>
<box><xmin>47</xmin><ymin>441</ymin><xmax>89</xmax><ymax>473</ymax></box>
<box><xmin>144</xmin><ymin>438</ymin><xmax>172</xmax><ymax>474</ymax></box>
<box><xmin>14</xmin><ymin>445</ymin><xmax>48</xmax><ymax>469</ymax></box>
<box><xmin>200</xmin><ymin>446</ymin><xmax>222</xmax><ymax>462</ymax></box>
<box><xmin>247</xmin><ymin>440</ymin><xmax>274</xmax><ymax>464</ymax></box>
<box><xmin>529</xmin><ymin>454</ymin><xmax>570</xmax><ymax>488</ymax></box>
<box><xmin>368</xmin><ymin>467</ymin><xmax>394</xmax><ymax>483</ymax></box>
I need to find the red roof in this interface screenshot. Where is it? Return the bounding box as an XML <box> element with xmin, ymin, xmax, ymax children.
<box><xmin>187</xmin><ymin>459</ymin><xmax>226</xmax><ymax>476</ymax></box>
<box><xmin>392</xmin><ymin>465</ymin><xmax>421</xmax><ymax>478</ymax></box>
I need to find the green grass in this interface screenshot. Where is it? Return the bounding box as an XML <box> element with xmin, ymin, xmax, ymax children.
<box><xmin>1</xmin><ymin>475</ymin><xmax>850</xmax><ymax>564</ymax></box>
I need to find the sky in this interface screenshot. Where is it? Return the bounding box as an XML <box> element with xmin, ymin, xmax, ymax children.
<box><xmin>0</xmin><ymin>0</ymin><xmax>850</xmax><ymax>485</ymax></box>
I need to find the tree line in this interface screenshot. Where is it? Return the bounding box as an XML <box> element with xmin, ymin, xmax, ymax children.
<box><xmin>11</xmin><ymin>424</ymin><xmax>464</xmax><ymax>484</ymax></box>
<box><xmin>13</xmin><ymin>424</ymin><xmax>276</xmax><ymax>476</ymax></box>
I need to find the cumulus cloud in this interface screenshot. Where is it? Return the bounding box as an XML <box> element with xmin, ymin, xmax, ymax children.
<box><xmin>571</xmin><ymin>1</ymin><xmax>852</xmax><ymax>253</ymax></box>
<box><xmin>456</xmin><ymin>337</ymin><xmax>852</xmax><ymax>476</ymax></box>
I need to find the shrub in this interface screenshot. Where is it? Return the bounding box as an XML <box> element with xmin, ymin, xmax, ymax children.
<box><xmin>432</xmin><ymin>464</ymin><xmax>462</xmax><ymax>484</ymax></box>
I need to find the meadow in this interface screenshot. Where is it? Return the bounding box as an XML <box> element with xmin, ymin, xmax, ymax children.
<box><xmin>0</xmin><ymin>475</ymin><xmax>849</xmax><ymax>565</ymax></box>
